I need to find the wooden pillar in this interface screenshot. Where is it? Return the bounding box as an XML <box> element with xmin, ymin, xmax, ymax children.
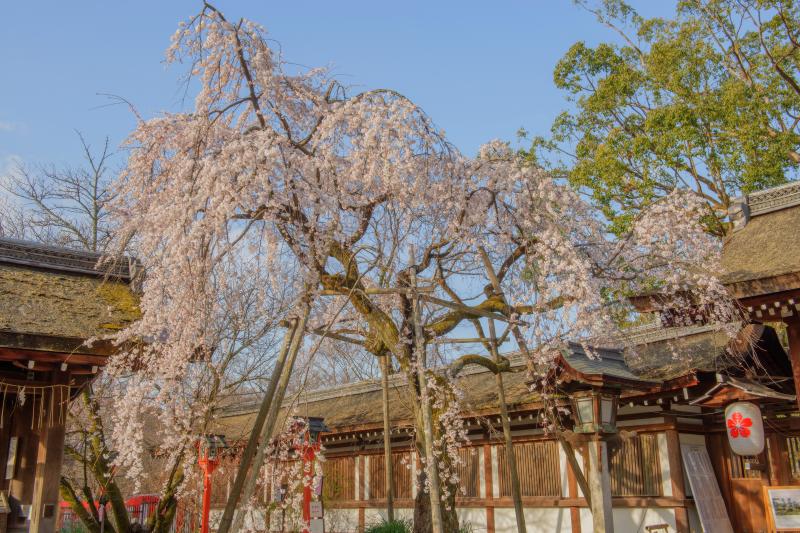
<box><xmin>358</xmin><ymin>454</ymin><xmax>365</xmax><ymax>531</ymax></box>
<box><xmin>587</xmin><ymin>438</ymin><xmax>613</xmax><ymax>533</ymax></box>
<box><xmin>8</xmin><ymin>398</ymin><xmax>36</xmax><ymax>506</ymax></box>
<box><xmin>30</xmin><ymin>374</ymin><xmax>67</xmax><ymax>533</ymax></box>
<box><xmin>665</xmin><ymin>428</ymin><xmax>689</xmax><ymax>533</ymax></box>
<box><xmin>787</xmin><ymin>315</ymin><xmax>800</xmax><ymax>411</ymax></box>
<box><xmin>483</xmin><ymin>443</ymin><xmax>495</xmax><ymax>533</ymax></box>
<box><xmin>567</xmin><ymin>449</ymin><xmax>581</xmax><ymax>533</ymax></box>
<box><xmin>767</xmin><ymin>433</ymin><xmax>791</xmax><ymax>486</ymax></box>
<box><xmin>380</xmin><ymin>354</ymin><xmax>394</xmax><ymax>522</ymax></box>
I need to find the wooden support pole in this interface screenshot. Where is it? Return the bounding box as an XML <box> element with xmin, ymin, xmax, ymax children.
<box><xmin>488</xmin><ymin>319</ymin><xmax>527</xmax><ymax>533</ymax></box>
<box><xmin>478</xmin><ymin>246</ymin><xmax>541</xmax><ymax>532</ymax></box>
<box><xmin>381</xmin><ymin>353</ymin><xmax>395</xmax><ymax>522</ymax></box>
<box><xmin>216</xmin><ymin>314</ymin><xmax>303</xmax><ymax>533</ymax></box>
<box><xmin>412</xmin><ymin>267</ymin><xmax>444</xmax><ymax>533</ymax></box>
<box><xmin>483</xmin><ymin>443</ymin><xmax>495</xmax><ymax>533</ymax></box>
<box><xmin>567</xmin><ymin>447</ymin><xmax>581</xmax><ymax>533</ymax></box>
<box><xmin>231</xmin><ymin>308</ymin><xmax>309</xmax><ymax>532</ymax></box>
<box><xmin>786</xmin><ymin>315</ymin><xmax>800</xmax><ymax>411</ymax></box>
<box><xmin>557</xmin><ymin>437</ymin><xmax>591</xmax><ymax>509</ymax></box>
<box><xmin>419</xmin><ymin>294</ymin><xmax>525</xmax><ymax>324</ymax></box>
<box><xmin>587</xmin><ymin>438</ymin><xmax>614</xmax><ymax>533</ymax></box>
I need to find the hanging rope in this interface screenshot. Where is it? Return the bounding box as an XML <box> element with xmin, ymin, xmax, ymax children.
<box><xmin>0</xmin><ymin>382</ymin><xmax>72</xmax><ymax>429</ymax></box>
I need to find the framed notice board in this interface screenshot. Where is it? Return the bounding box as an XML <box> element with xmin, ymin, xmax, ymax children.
<box><xmin>681</xmin><ymin>444</ymin><xmax>735</xmax><ymax>533</ymax></box>
<box><xmin>764</xmin><ymin>486</ymin><xmax>800</xmax><ymax>532</ymax></box>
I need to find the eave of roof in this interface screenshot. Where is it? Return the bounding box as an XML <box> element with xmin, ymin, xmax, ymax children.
<box><xmin>0</xmin><ymin>237</ymin><xmax>131</xmax><ymax>280</ymax></box>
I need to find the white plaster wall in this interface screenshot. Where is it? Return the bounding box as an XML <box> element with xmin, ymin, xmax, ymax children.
<box><xmin>266</xmin><ymin>508</ymin><xmax>303</xmax><ymax>532</ymax></box>
<box><xmin>495</xmin><ymin>507</ymin><xmax>572</xmax><ymax>533</ymax></box>
<box><xmin>457</xmin><ymin>508</ymin><xmax>487</xmax><ymax>532</ymax></box>
<box><xmin>616</xmin><ymin>508</ymin><xmax>677</xmax><ymax>532</ymax></box>
<box><xmin>325</xmin><ymin>508</ymin><xmax>359</xmax><ymax>533</ymax></box>
<box><xmin>657</xmin><ymin>432</ymin><xmax>674</xmax><ymax>497</ymax></box>
<box><xmin>364</xmin><ymin>507</ymin><xmax>414</xmax><ymax>529</ymax></box>
<box><xmin>580</xmin><ymin>507</ymin><xmax>677</xmax><ymax>533</ymax></box>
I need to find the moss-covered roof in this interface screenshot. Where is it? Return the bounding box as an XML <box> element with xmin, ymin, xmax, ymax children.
<box><xmin>721</xmin><ymin>182</ymin><xmax>800</xmax><ymax>297</ymax></box>
<box><xmin>722</xmin><ymin>204</ymin><xmax>800</xmax><ymax>285</ymax></box>
<box><xmin>0</xmin><ymin>263</ymin><xmax>139</xmax><ymax>341</ymax></box>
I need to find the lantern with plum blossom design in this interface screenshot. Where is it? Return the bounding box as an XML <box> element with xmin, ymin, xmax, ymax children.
<box><xmin>724</xmin><ymin>402</ymin><xmax>764</xmax><ymax>456</ymax></box>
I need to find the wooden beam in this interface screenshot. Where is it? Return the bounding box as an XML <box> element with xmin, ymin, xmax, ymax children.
<box><xmin>0</xmin><ymin>347</ymin><xmax>107</xmax><ymax>366</ymax></box>
<box><xmin>430</xmin><ymin>337</ymin><xmax>508</xmax><ymax>345</ymax></box>
<box><xmin>0</xmin><ymin>331</ymin><xmax>118</xmax><ymax>356</ymax></box>
<box><xmin>30</xmin><ymin>371</ymin><xmax>69</xmax><ymax>533</ymax></box>
<box><xmin>419</xmin><ymin>294</ymin><xmax>525</xmax><ymax>324</ymax></box>
<box><xmin>307</xmin><ymin>328</ymin><xmax>365</xmax><ymax>346</ymax></box>
<box><xmin>318</xmin><ymin>286</ymin><xmax>435</xmax><ymax>296</ymax></box>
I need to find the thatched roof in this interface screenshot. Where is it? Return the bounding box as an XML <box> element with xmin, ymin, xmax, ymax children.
<box><xmin>0</xmin><ymin>238</ymin><xmax>139</xmax><ymax>349</ymax></box>
<box><xmin>217</xmin><ymin>358</ymin><xmax>537</xmax><ymax>440</ymax></box>
<box><xmin>624</xmin><ymin>325</ymin><xmax>733</xmax><ymax>381</ymax></box>
<box><xmin>216</xmin><ymin>321</ymin><xmax>795</xmax><ymax>443</ymax></box>
<box><xmin>722</xmin><ymin>182</ymin><xmax>800</xmax><ymax>297</ymax></box>
<box><xmin>623</xmin><ymin>323</ymin><xmax>790</xmax><ymax>383</ymax></box>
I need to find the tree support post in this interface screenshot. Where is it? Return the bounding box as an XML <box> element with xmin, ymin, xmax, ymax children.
<box><xmin>488</xmin><ymin>319</ymin><xmax>527</xmax><ymax>533</ymax></box>
<box><xmin>216</xmin><ymin>313</ymin><xmax>304</xmax><ymax>533</ymax></box>
<box><xmin>411</xmin><ymin>266</ymin><xmax>444</xmax><ymax>533</ymax></box>
<box><xmin>230</xmin><ymin>307</ymin><xmax>310</xmax><ymax>532</ymax></box>
<box><xmin>587</xmin><ymin>438</ymin><xmax>614</xmax><ymax>533</ymax></box>
<box><xmin>381</xmin><ymin>353</ymin><xmax>395</xmax><ymax>522</ymax></box>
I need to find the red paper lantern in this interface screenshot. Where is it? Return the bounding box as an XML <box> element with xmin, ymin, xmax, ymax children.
<box><xmin>724</xmin><ymin>401</ymin><xmax>764</xmax><ymax>456</ymax></box>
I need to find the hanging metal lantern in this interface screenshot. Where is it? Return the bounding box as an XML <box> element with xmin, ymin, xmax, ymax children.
<box><xmin>724</xmin><ymin>401</ymin><xmax>764</xmax><ymax>456</ymax></box>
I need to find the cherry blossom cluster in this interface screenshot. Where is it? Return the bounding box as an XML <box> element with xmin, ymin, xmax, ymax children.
<box><xmin>415</xmin><ymin>371</ymin><xmax>469</xmax><ymax>508</ymax></box>
<box><xmin>255</xmin><ymin>417</ymin><xmax>324</xmax><ymax>529</ymax></box>
<box><xmin>104</xmin><ymin>4</ymin><xmax>739</xmax><ymax>492</ymax></box>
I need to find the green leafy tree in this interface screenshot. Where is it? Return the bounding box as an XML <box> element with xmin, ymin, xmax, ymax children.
<box><xmin>530</xmin><ymin>0</ymin><xmax>800</xmax><ymax>235</ymax></box>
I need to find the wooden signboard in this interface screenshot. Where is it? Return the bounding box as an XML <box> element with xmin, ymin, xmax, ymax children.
<box><xmin>681</xmin><ymin>444</ymin><xmax>735</xmax><ymax>533</ymax></box>
<box><xmin>764</xmin><ymin>486</ymin><xmax>800</xmax><ymax>532</ymax></box>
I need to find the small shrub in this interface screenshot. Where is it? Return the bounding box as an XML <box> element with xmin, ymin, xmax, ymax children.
<box><xmin>364</xmin><ymin>518</ymin><xmax>413</xmax><ymax>533</ymax></box>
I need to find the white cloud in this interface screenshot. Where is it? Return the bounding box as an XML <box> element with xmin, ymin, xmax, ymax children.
<box><xmin>0</xmin><ymin>121</ymin><xmax>17</xmax><ymax>132</ymax></box>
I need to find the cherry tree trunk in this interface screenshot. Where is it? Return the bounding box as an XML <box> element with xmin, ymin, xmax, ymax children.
<box><xmin>412</xmin><ymin>440</ymin><xmax>459</xmax><ymax>533</ymax></box>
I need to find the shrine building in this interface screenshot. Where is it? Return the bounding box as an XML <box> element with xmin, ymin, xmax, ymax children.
<box><xmin>208</xmin><ymin>181</ymin><xmax>800</xmax><ymax>533</ymax></box>
<box><xmin>0</xmin><ymin>238</ymin><xmax>136</xmax><ymax>533</ymax></box>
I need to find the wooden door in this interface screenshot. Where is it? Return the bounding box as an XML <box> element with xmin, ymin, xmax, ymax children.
<box><xmin>707</xmin><ymin>432</ymin><xmax>770</xmax><ymax>533</ymax></box>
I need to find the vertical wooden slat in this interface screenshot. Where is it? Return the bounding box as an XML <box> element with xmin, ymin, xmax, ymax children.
<box><xmin>609</xmin><ymin>433</ymin><xmax>662</xmax><ymax>497</ymax></box>
<box><xmin>496</xmin><ymin>440</ymin><xmax>561</xmax><ymax>497</ymax></box>
<box><xmin>322</xmin><ymin>456</ymin><xmax>356</xmax><ymax>501</ymax></box>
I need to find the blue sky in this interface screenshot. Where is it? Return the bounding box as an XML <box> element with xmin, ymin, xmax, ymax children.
<box><xmin>0</xmin><ymin>1</ymin><xmax>674</xmax><ymax>173</ymax></box>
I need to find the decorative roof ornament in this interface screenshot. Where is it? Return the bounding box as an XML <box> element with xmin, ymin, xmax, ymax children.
<box><xmin>0</xmin><ymin>237</ymin><xmax>131</xmax><ymax>280</ymax></box>
<box><xmin>729</xmin><ymin>181</ymin><xmax>800</xmax><ymax>231</ymax></box>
